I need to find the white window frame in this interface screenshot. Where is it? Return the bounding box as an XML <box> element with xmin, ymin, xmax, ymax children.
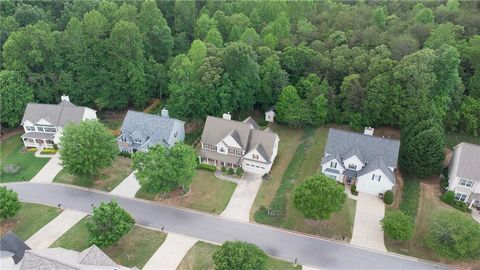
<box><xmin>454</xmin><ymin>192</ymin><xmax>467</xmax><ymax>202</ymax></box>
<box><xmin>348</xmin><ymin>164</ymin><xmax>356</xmax><ymax>170</ymax></box>
<box><xmin>26</xmin><ymin>126</ymin><xmax>35</xmax><ymax>131</ymax></box>
<box><xmin>36</xmin><ymin>126</ymin><xmax>44</xmax><ymax>132</ymax></box>
<box><xmin>330</xmin><ymin>161</ymin><xmax>337</xmax><ymax>169</ymax></box>
<box><xmin>44</xmin><ymin>127</ymin><xmax>56</xmax><ymax>133</ymax></box>
<box><xmin>459</xmin><ymin>178</ymin><xmax>474</xmax><ymax>188</ymax></box>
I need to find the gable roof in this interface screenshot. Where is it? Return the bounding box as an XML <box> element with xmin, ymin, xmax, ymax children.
<box><xmin>242</xmin><ymin>116</ymin><xmax>259</xmax><ymax>129</ymax></box>
<box><xmin>323</xmin><ymin>129</ymin><xmax>400</xmax><ymax>167</ymax></box>
<box><xmin>20</xmin><ymin>245</ymin><xmax>129</xmax><ymax>270</ymax></box>
<box><xmin>247</xmin><ymin>129</ymin><xmax>278</xmax><ymax>163</ymax></box>
<box><xmin>21</xmin><ymin>100</ymin><xmax>93</xmax><ymax>127</ymax></box>
<box><xmin>0</xmin><ymin>232</ymin><xmax>30</xmax><ymax>264</ymax></box>
<box><xmin>358</xmin><ymin>155</ymin><xmax>396</xmax><ymax>184</ymax></box>
<box><xmin>201</xmin><ymin>116</ymin><xmax>252</xmax><ymax>149</ymax></box>
<box><xmin>453</xmin><ymin>142</ymin><xmax>480</xmax><ymax>182</ymax></box>
<box><xmin>119</xmin><ymin>110</ymin><xmax>184</xmax><ymax>149</ymax></box>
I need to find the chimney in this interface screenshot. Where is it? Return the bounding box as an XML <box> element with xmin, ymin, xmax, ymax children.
<box><xmin>222</xmin><ymin>112</ymin><xmax>231</xmax><ymax>120</ymax></box>
<box><xmin>161</xmin><ymin>107</ymin><xmax>169</xmax><ymax>118</ymax></box>
<box><xmin>364</xmin><ymin>127</ymin><xmax>374</xmax><ymax>136</ymax></box>
<box><xmin>61</xmin><ymin>94</ymin><xmax>70</xmax><ymax>102</ymax></box>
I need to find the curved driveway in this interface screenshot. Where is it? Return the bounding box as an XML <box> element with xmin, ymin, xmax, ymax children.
<box><xmin>5</xmin><ymin>182</ymin><xmax>449</xmax><ymax>270</ymax></box>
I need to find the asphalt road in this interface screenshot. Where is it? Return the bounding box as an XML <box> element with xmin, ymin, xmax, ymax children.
<box><xmin>5</xmin><ymin>183</ymin><xmax>450</xmax><ymax>270</ymax></box>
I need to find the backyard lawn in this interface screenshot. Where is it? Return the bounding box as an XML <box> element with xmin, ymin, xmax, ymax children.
<box><xmin>136</xmin><ymin>170</ymin><xmax>236</xmax><ymax>214</ymax></box>
<box><xmin>0</xmin><ymin>202</ymin><xmax>60</xmax><ymax>240</ymax></box>
<box><xmin>445</xmin><ymin>131</ymin><xmax>480</xmax><ymax>148</ymax></box>
<box><xmin>0</xmin><ymin>134</ymin><xmax>50</xmax><ymax>182</ymax></box>
<box><xmin>53</xmin><ymin>157</ymin><xmax>132</xmax><ymax>192</ymax></box>
<box><xmin>177</xmin><ymin>241</ymin><xmax>301</xmax><ymax>270</ymax></box>
<box><xmin>100</xmin><ymin>119</ymin><xmax>123</xmax><ymax>130</ymax></box>
<box><xmin>385</xmin><ymin>178</ymin><xmax>480</xmax><ymax>269</ymax></box>
<box><xmin>51</xmin><ymin>218</ymin><xmax>167</xmax><ymax>269</ymax></box>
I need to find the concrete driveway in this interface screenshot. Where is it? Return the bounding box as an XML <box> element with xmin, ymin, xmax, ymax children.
<box><xmin>110</xmin><ymin>171</ymin><xmax>140</xmax><ymax>198</ymax></box>
<box><xmin>350</xmin><ymin>192</ymin><xmax>387</xmax><ymax>252</ymax></box>
<box><xmin>143</xmin><ymin>232</ymin><xmax>198</xmax><ymax>270</ymax></box>
<box><xmin>219</xmin><ymin>172</ymin><xmax>262</xmax><ymax>222</ymax></box>
<box><xmin>30</xmin><ymin>154</ymin><xmax>63</xmax><ymax>183</ymax></box>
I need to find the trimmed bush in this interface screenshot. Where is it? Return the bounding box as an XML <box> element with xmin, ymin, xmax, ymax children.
<box><xmin>40</xmin><ymin>148</ymin><xmax>57</xmax><ymax>154</ymax></box>
<box><xmin>196</xmin><ymin>163</ymin><xmax>216</xmax><ymax>172</ymax></box>
<box><xmin>227</xmin><ymin>168</ymin><xmax>235</xmax><ymax>175</ymax></box>
<box><xmin>383</xmin><ymin>190</ymin><xmax>394</xmax><ymax>205</ymax></box>
<box><xmin>451</xmin><ymin>200</ymin><xmax>471</xmax><ymax>213</ymax></box>
<box><xmin>350</xmin><ymin>184</ymin><xmax>358</xmax><ymax>195</ymax></box>
<box><xmin>221</xmin><ymin>166</ymin><xmax>226</xmax><ymax>173</ymax></box>
<box><xmin>381</xmin><ymin>210</ymin><xmax>414</xmax><ymax>241</ymax></box>
<box><xmin>399</xmin><ymin>178</ymin><xmax>420</xmax><ymax>219</ymax></box>
<box><xmin>26</xmin><ymin>147</ymin><xmax>37</xmax><ymax>152</ymax></box>
<box><xmin>440</xmin><ymin>190</ymin><xmax>455</xmax><ymax>204</ymax></box>
<box><xmin>236</xmin><ymin>167</ymin><xmax>244</xmax><ymax>176</ymax></box>
<box><xmin>213</xmin><ymin>241</ymin><xmax>267</xmax><ymax>270</ymax></box>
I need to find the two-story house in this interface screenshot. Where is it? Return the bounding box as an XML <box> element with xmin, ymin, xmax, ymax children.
<box><xmin>199</xmin><ymin>113</ymin><xmax>279</xmax><ymax>175</ymax></box>
<box><xmin>117</xmin><ymin>109</ymin><xmax>185</xmax><ymax>153</ymax></box>
<box><xmin>20</xmin><ymin>95</ymin><xmax>97</xmax><ymax>149</ymax></box>
<box><xmin>448</xmin><ymin>142</ymin><xmax>480</xmax><ymax>208</ymax></box>
<box><xmin>321</xmin><ymin>128</ymin><xmax>400</xmax><ymax>195</ymax></box>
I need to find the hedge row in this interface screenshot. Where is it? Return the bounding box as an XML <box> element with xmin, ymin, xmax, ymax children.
<box><xmin>197</xmin><ymin>163</ymin><xmax>216</xmax><ymax>172</ymax></box>
<box><xmin>399</xmin><ymin>178</ymin><xmax>420</xmax><ymax>219</ymax></box>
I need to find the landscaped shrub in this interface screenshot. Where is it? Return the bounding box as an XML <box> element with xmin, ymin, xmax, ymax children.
<box><xmin>350</xmin><ymin>184</ymin><xmax>358</xmax><ymax>195</ymax></box>
<box><xmin>383</xmin><ymin>190</ymin><xmax>394</xmax><ymax>205</ymax></box>
<box><xmin>3</xmin><ymin>164</ymin><xmax>20</xmax><ymax>174</ymax></box>
<box><xmin>262</xmin><ymin>173</ymin><xmax>270</xmax><ymax>180</ymax></box>
<box><xmin>213</xmin><ymin>241</ymin><xmax>267</xmax><ymax>270</ymax></box>
<box><xmin>119</xmin><ymin>151</ymin><xmax>132</xmax><ymax>158</ymax></box>
<box><xmin>227</xmin><ymin>168</ymin><xmax>235</xmax><ymax>175</ymax></box>
<box><xmin>0</xmin><ymin>187</ymin><xmax>21</xmax><ymax>218</ymax></box>
<box><xmin>26</xmin><ymin>147</ymin><xmax>37</xmax><ymax>152</ymax></box>
<box><xmin>258</xmin><ymin>120</ymin><xmax>269</xmax><ymax>127</ymax></box>
<box><xmin>440</xmin><ymin>190</ymin><xmax>455</xmax><ymax>204</ymax></box>
<box><xmin>196</xmin><ymin>163</ymin><xmax>216</xmax><ymax>172</ymax></box>
<box><xmin>451</xmin><ymin>200</ymin><xmax>471</xmax><ymax>213</ymax></box>
<box><xmin>399</xmin><ymin>178</ymin><xmax>420</xmax><ymax>219</ymax></box>
<box><xmin>221</xmin><ymin>166</ymin><xmax>226</xmax><ymax>173</ymax></box>
<box><xmin>236</xmin><ymin>167</ymin><xmax>244</xmax><ymax>176</ymax></box>
<box><xmin>40</xmin><ymin>148</ymin><xmax>57</xmax><ymax>154</ymax></box>
<box><xmin>381</xmin><ymin>210</ymin><xmax>414</xmax><ymax>241</ymax></box>
<box><xmin>440</xmin><ymin>175</ymin><xmax>449</xmax><ymax>191</ymax></box>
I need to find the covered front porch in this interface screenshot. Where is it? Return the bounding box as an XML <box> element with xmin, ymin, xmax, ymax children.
<box><xmin>343</xmin><ymin>169</ymin><xmax>357</xmax><ymax>185</ymax></box>
<box><xmin>21</xmin><ymin>132</ymin><xmax>55</xmax><ymax>149</ymax></box>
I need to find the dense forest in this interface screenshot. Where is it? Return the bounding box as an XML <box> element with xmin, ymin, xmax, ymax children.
<box><xmin>1</xmin><ymin>0</ymin><xmax>479</xmax><ymax>137</ymax></box>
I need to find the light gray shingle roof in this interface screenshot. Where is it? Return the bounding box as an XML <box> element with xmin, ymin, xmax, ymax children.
<box><xmin>21</xmin><ymin>132</ymin><xmax>54</xmax><ymax>139</ymax></box>
<box><xmin>358</xmin><ymin>155</ymin><xmax>396</xmax><ymax>184</ymax></box>
<box><xmin>242</xmin><ymin>116</ymin><xmax>259</xmax><ymax>129</ymax></box>
<box><xmin>453</xmin><ymin>143</ymin><xmax>480</xmax><ymax>182</ymax></box>
<box><xmin>201</xmin><ymin>116</ymin><xmax>252</xmax><ymax>149</ymax></box>
<box><xmin>119</xmin><ymin>110</ymin><xmax>184</xmax><ymax>149</ymax></box>
<box><xmin>21</xmin><ymin>101</ymin><xmax>92</xmax><ymax>127</ymax></box>
<box><xmin>247</xmin><ymin>129</ymin><xmax>278</xmax><ymax>163</ymax></box>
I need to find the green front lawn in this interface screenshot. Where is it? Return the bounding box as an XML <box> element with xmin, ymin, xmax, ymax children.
<box><xmin>177</xmin><ymin>241</ymin><xmax>301</xmax><ymax>270</ymax></box>
<box><xmin>0</xmin><ymin>134</ymin><xmax>50</xmax><ymax>182</ymax></box>
<box><xmin>53</xmin><ymin>156</ymin><xmax>132</xmax><ymax>192</ymax></box>
<box><xmin>0</xmin><ymin>202</ymin><xmax>60</xmax><ymax>240</ymax></box>
<box><xmin>52</xmin><ymin>217</ymin><xmax>167</xmax><ymax>269</ymax></box>
<box><xmin>136</xmin><ymin>169</ymin><xmax>236</xmax><ymax>214</ymax></box>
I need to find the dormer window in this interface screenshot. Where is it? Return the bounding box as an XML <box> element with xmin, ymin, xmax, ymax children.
<box><xmin>36</xmin><ymin>126</ymin><xmax>44</xmax><ymax>132</ymax></box>
<box><xmin>220</xmin><ymin>147</ymin><xmax>225</xmax><ymax>152</ymax></box>
<box><xmin>330</xmin><ymin>161</ymin><xmax>337</xmax><ymax>169</ymax></box>
<box><xmin>348</xmin><ymin>164</ymin><xmax>357</xmax><ymax>170</ymax></box>
<box><xmin>134</xmin><ymin>138</ymin><xmax>142</xmax><ymax>144</ymax></box>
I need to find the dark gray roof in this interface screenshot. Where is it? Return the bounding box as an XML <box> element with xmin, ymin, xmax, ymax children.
<box><xmin>21</xmin><ymin>132</ymin><xmax>54</xmax><ymax>139</ymax></box>
<box><xmin>358</xmin><ymin>155</ymin><xmax>395</xmax><ymax>184</ymax></box>
<box><xmin>344</xmin><ymin>146</ymin><xmax>364</xmax><ymax>163</ymax></box>
<box><xmin>453</xmin><ymin>143</ymin><xmax>480</xmax><ymax>182</ymax></box>
<box><xmin>325</xmin><ymin>168</ymin><xmax>340</xmax><ymax>174</ymax></box>
<box><xmin>21</xmin><ymin>101</ymin><xmax>92</xmax><ymax>127</ymax></box>
<box><xmin>323</xmin><ymin>129</ymin><xmax>400</xmax><ymax>167</ymax></box>
<box><xmin>343</xmin><ymin>169</ymin><xmax>358</xmax><ymax>178</ymax></box>
<box><xmin>20</xmin><ymin>245</ymin><xmax>128</xmax><ymax>270</ymax></box>
<box><xmin>321</xmin><ymin>152</ymin><xmax>345</xmax><ymax>169</ymax></box>
<box><xmin>119</xmin><ymin>110</ymin><xmax>184</xmax><ymax>149</ymax></box>
<box><xmin>242</xmin><ymin>116</ymin><xmax>259</xmax><ymax>129</ymax></box>
<box><xmin>0</xmin><ymin>232</ymin><xmax>30</xmax><ymax>264</ymax></box>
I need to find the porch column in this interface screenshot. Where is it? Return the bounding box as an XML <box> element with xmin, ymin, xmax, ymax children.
<box><xmin>469</xmin><ymin>199</ymin><xmax>475</xmax><ymax>209</ymax></box>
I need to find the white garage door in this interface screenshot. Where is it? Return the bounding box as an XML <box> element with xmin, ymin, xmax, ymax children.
<box><xmin>243</xmin><ymin>162</ymin><xmax>268</xmax><ymax>174</ymax></box>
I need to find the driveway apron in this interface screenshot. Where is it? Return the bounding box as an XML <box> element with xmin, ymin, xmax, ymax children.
<box><xmin>30</xmin><ymin>154</ymin><xmax>63</xmax><ymax>183</ymax></box>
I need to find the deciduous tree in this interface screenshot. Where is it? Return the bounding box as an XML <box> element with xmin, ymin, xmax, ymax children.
<box><xmin>0</xmin><ymin>70</ymin><xmax>34</xmax><ymax>127</ymax></box>
<box><xmin>0</xmin><ymin>187</ymin><xmax>21</xmax><ymax>219</ymax></box>
<box><xmin>381</xmin><ymin>210</ymin><xmax>414</xmax><ymax>241</ymax></box>
<box><xmin>213</xmin><ymin>241</ymin><xmax>267</xmax><ymax>270</ymax></box>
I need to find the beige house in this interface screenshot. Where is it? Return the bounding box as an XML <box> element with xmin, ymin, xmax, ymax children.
<box><xmin>448</xmin><ymin>142</ymin><xmax>480</xmax><ymax>208</ymax></box>
<box><xmin>199</xmin><ymin>113</ymin><xmax>279</xmax><ymax>175</ymax></box>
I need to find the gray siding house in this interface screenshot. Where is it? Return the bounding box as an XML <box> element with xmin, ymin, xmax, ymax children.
<box><xmin>117</xmin><ymin>109</ymin><xmax>185</xmax><ymax>153</ymax></box>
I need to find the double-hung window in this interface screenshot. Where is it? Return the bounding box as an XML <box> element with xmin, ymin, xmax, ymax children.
<box><xmin>459</xmin><ymin>178</ymin><xmax>474</xmax><ymax>188</ymax></box>
<box><xmin>36</xmin><ymin>126</ymin><xmax>44</xmax><ymax>132</ymax></box>
<box><xmin>454</xmin><ymin>192</ymin><xmax>467</xmax><ymax>202</ymax></box>
<box><xmin>330</xmin><ymin>161</ymin><xmax>337</xmax><ymax>169</ymax></box>
<box><xmin>26</xmin><ymin>126</ymin><xmax>35</xmax><ymax>131</ymax></box>
<box><xmin>348</xmin><ymin>164</ymin><xmax>357</xmax><ymax>170</ymax></box>
<box><xmin>371</xmin><ymin>174</ymin><xmax>382</xmax><ymax>181</ymax></box>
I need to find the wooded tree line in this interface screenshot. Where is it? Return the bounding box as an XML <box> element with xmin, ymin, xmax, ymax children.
<box><xmin>1</xmin><ymin>0</ymin><xmax>479</xmax><ymax>136</ymax></box>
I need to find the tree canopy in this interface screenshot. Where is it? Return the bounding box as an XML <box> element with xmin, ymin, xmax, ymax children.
<box><xmin>213</xmin><ymin>241</ymin><xmax>268</xmax><ymax>270</ymax></box>
<box><xmin>0</xmin><ymin>187</ymin><xmax>21</xmax><ymax>219</ymax></box>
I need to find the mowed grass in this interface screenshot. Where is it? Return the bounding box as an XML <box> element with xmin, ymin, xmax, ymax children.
<box><xmin>0</xmin><ymin>134</ymin><xmax>50</xmax><ymax>182</ymax></box>
<box><xmin>177</xmin><ymin>241</ymin><xmax>301</xmax><ymax>270</ymax></box>
<box><xmin>445</xmin><ymin>131</ymin><xmax>480</xmax><ymax>148</ymax></box>
<box><xmin>136</xmin><ymin>169</ymin><xmax>236</xmax><ymax>214</ymax></box>
<box><xmin>53</xmin><ymin>157</ymin><xmax>132</xmax><ymax>192</ymax></box>
<box><xmin>0</xmin><ymin>202</ymin><xmax>60</xmax><ymax>240</ymax></box>
<box><xmin>52</xmin><ymin>217</ymin><xmax>167</xmax><ymax>269</ymax></box>
<box><xmin>250</xmin><ymin>124</ymin><xmax>304</xmax><ymax>219</ymax></box>
<box><xmin>385</xmin><ymin>178</ymin><xmax>480</xmax><ymax>269</ymax></box>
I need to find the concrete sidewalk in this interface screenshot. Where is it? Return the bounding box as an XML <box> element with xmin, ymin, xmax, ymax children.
<box><xmin>142</xmin><ymin>232</ymin><xmax>198</xmax><ymax>270</ymax></box>
<box><xmin>350</xmin><ymin>192</ymin><xmax>387</xmax><ymax>252</ymax></box>
<box><xmin>25</xmin><ymin>209</ymin><xmax>87</xmax><ymax>249</ymax></box>
<box><xmin>110</xmin><ymin>171</ymin><xmax>140</xmax><ymax>198</ymax></box>
<box><xmin>30</xmin><ymin>154</ymin><xmax>63</xmax><ymax>183</ymax></box>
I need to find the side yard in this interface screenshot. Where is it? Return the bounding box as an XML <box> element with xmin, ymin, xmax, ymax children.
<box><xmin>177</xmin><ymin>241</ymin><xmax>301</xmax><ymax>270</ymax></box>
<box><xmin>53</xmin><ymin>156</ymin><xmax>133</xmax><ymax>192</ymax></box>
<box><xmin>51</xmin><ymin>217</ymin><xmax>167</xmax><ymax>269</ymax></box>
<box><xmin>385</xmin><ymin>177</ymin><xmax>480</xmax><ymax>269</ymax></box>
<box><xmin>0</xmin><ymin>134</ymin><xmax>50</xmax><ymax>182</ymax></box>
<box><xmin>0</xmin><ymin>202</ymin><xmax>60</xmax><ymax>240</ymax></box>
<box><xmin>252</xmin><ymin>126</ymin><xmax>356</xmax><ymax>241</ymax></box>
<box><xmin>136</xmin><ymin>169</ymin><xmax>237</xmax><ymax>215</ymax></box>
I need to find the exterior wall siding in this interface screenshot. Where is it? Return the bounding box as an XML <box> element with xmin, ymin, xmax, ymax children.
<box><xmin>356</xmin><ymin>169</ymin><xmax>393</xmax><ymax>195</ymax></box>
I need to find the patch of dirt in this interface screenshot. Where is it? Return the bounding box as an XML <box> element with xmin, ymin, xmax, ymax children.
<box><xmin>443</xmin><ymin>147</ymin><xmax>453</xmax><ymax>167</ymax></box>
<box><xmin>0</xmin><ymin>219</ymin><xmax>17</xmax><ymax>236</ymax></box>
<box><xmin>373</xmin><ymin>126</ymin><xmax>401</xmax><ymax>140</ymax></box>
<box><xmin>0</xmin><ymin>128</ymin><xmax>23</xmax><ymax>141</ymax></box>
<box><xmin>391</xmin><ymin>170</ymin><xmax>404</xmax><ymax>209</ymax></box>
